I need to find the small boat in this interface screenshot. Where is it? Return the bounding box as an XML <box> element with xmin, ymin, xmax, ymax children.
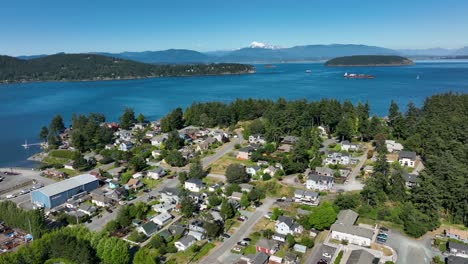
<box><xmin>344</xmin><ymin>72</ymin><xmax>374</xmax><ymax>79</ymax></box>
<box><xmin>305</xmin><ymin>70</ymin><xmax>312</xmax><ymax>73</ymax></box>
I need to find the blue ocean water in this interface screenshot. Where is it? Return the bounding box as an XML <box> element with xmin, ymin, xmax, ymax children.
<box><xmin>0</xmin><ymin>61</ymin><xmax>467</xmax><ymax>168</ymax></box>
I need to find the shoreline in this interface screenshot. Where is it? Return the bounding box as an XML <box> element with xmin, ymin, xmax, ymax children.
<box><xmin>0</xmin><ymin>70</ymin><xmax>256</xmax><ymax>86</ymax></box>
<box><xmin>326</xmin><ymin>63</ymin><xmax>415</xmax><ymax>67</ymax></box>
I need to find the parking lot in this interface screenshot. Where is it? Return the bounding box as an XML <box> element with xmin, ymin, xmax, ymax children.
<box><xmin>306</xmin><ymin>243</ymin><xmax>337</xmax><ymax>264</ymax></box>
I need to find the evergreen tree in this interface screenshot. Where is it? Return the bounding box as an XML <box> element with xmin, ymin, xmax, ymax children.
<box><xmin>220</xmin><ymin>199</ymin><xmax>235</xmax><ymax>220</ymax></box>
<box><xmin>119</xmin><ymin>108</ymin><xmax>136</xmax><ymax>129</ymax></box>
<box><xmin>38</xmin><ymin>126</ymin><xmax>49</xmax><ymax>141</ymax></box>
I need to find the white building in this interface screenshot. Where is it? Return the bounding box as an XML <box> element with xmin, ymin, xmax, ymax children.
<box><xmin>294</xmin><ymin>189</ymin><xmax>319</xmax><ymax>205</ymax></box>
<box><xmin>150</xmin><ymin>134</ymin><xmax>167</xmax><ymax>147</ymax></box>
<box><xmin>305</xmin><ymin>174</ymin><xmax>334</xmax><ymax>191</ymax></box>
<box><xmin>249</xmin><ymin>134</ymin><xmax>266</xmax><ymax>145</ymax></box>
<box><xmin>385</xmin><ymin>140</ymin><xmax>404</xmax><ymax>153</ymax></box>
<box><xmin>119</xmin><ymin>141</ymin><xmax>133</xmax><ymax>152</ymax></box>
<box><xmin>275</xmin><ymin>216</ymin><xmax>303</xmax><ymax>235</ymax></box>
<box><xmin>184</xmin><ymin>178</ymin><xmax>204</xmax><ymax>193</ymax></box>
<box><xmin>152</xmin><ymin>212</ymin><xmax>173</xmax><ymax>226</ymax></box>
<box><xmin>341</xmin><ymin>140</ymin><xmax>359</xmax><ymax>152</ymax></box>
<box><xmin>323</xmin><ymin>152</ymin><xmax>350</xmax><ymax>166</ymax></box>
<box><xmin>175</xmin><ymin>235</ymin><xmax>196</xmax><ymax>251</ymax></box>
<box><xmin>330</xmin><ymin>210</ymin><xmax>374</xmax><ymax>247</ymax></box>
<box><xmin>187</xmin><ymin>230</ymin><xmax>205</xmax><ymax>241</ymax></box>
<box><xmin>147</xmin><ymin>167</ymin><xmax>166</xmax><ymax>179</ymax></box>
<box><xmin>398</xmin><ymin>150</ymin><xmax>416</xmax><ymax>168</ymax></box>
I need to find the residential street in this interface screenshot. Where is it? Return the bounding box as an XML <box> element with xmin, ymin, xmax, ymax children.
<box><xmin>386</xmin><ymin>229</ymin><xmax>436</xmax><ymax>264</ymax></box>
<box><xmin>199</xmin><ymin>198</ymin><xmax>275</xmax><ymax>264</ymax></box>
<box><xmin>202</xmin><ymin>132</ymin><xmax>243</xmax><ymax>168</ymax></box>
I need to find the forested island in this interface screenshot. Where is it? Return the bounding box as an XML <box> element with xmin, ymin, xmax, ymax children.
<box><xmin>325</xmin><ymin>55</ymin><xmax>414</xmax><ymax>66</ymax></box>
<box><xmin>0</xmin><ymin>53</ymin><xmax>255</xmax><ymax>84</ymax></box>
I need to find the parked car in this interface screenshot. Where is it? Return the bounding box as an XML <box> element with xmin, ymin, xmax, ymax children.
<box><xmin>264</xmin><ymin>212</ymin><xmax>273</xmax><ymax>219</ymax></box>
<box><xmin>106</xmin><ymin>208</ymin><xmax>113</xmax><ymax>213</ymax></box>
<box><xmin>317</xmin><ymin>259</ymin><xmax>328</xmax><ymax>264</ymax></box>
<box><xmin>221</xmin><ymin>233</ymin><xmax>231</xmax><ymax>239</ymax></box>
<box><xmin>243</xmin><ymin>238</ymin><xmax>251</xmax><ymax>242</ymax></box>
<box><xmin>237</xmin><ymin>217</ymin><xmax>245</xmax><ymax>222</ymax></box>
<box><xmin>6</xmin><ymin>194</ymin><xmax>16</xmax><ymax>199</ymax></box>
<box><xmin>239</xmin><ymin>215</ymin><xmax>248</xmax><ymax>220</ymax></box>
<box><xmin>323</xmin><ymin>252</ymin><xmax>331</xmax><ymax>258</ymax></box>
<box><xmin>379</xmin><ymin>227</ymin><xmax>389</xmax><ymax>232</ymax></box>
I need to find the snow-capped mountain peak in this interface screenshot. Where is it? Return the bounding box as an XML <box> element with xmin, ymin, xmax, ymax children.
<box><xmin>249</xmin><ymin>41</ymin><xmax>282</xmax><ymax>49</ymax></box>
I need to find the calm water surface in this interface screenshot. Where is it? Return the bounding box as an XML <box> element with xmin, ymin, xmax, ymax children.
<box><xmin>1</xmin><ymin>61</ymin><xmax>467</xmax><ymax>167</ymax></box>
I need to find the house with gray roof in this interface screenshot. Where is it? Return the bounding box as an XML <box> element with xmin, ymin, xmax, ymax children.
<box><xmin>447</xmin><ymin>241</ymin><xmax>468</xmax><ymax>258</ymax></box>
<box><xmin>398</xmin><ymin>150</ymin><xmax>417</xmax><ymax>168</ymax></box>
<box><xmin>184</xmin><ymin>178</ymin><xmax>204</xmax><ymax>192</ymax></box>
<box><xmin>175</xmin><ymin>235</ymin><xmax>196</xmax><ymax>251</ymax></box>
<box><xmin>147</xmin><ymin>167</ymin><xmax>166</xmax><ymax>179</ymax></box>
<box><xmin>169</xmin><ymin>223</ymin><xmax>186</xmax><ymax>237</ymax></box>
<box><xmin>152</xmin><ymin>212</ymin><xmax>173</xmax><ymax>226</ymax></box>
<box><xmin>330</xmin><ymin>209</ymin><xmax>374</xmax><ymax>247</ymax></box>
<box><xmin>306</xmin><ymin>174</ymin><xmax>334</xmax><ymax>191</ymax></box>
<box><xmin>275</xmin><ymin>216</ymin><xmax>303</xmax><ymax>235</ymax></box>
<box><xmin>294</xmin><ymin>189</ymin><xmax>319</xmax><ymax>205</ymax></box>
<box><xmin>315</xmin><ymin>166</ymin><xmax>334</xmax><ymax>177</ymax></box>
<box><xmin>402</xmin><ymin>171</ymin><xmax>420</xmax><ymax>188</ymax></box>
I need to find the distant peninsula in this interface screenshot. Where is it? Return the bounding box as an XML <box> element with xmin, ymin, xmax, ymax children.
<box><xmin>325</xmin><ymin>55</ymin><xmax>414</xmax><ymax>67</ymax></box>
<box><xmin>0</xmin><ymin>53</ymin><xmax>255</xmax><ymax>84</ymax></box>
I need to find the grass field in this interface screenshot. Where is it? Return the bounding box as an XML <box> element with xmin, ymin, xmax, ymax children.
<box><xmin>208</xmin><ymin>153</ymin><xmax>256</xmax><ymax>175</ymax></box>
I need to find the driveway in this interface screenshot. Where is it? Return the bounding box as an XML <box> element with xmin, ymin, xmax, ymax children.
<box><xmin>334</xmin><ymin>151</ymin><xmax>366</xmax><ymax>192</ymax></box>
<box><xmin>199</xmin><ymin>198</ymin><xmax>275</xmax><ymax>264</ymax></box>
<box><xmin>202</xmin><ymin>132</ymin><xmax>243</xmax><ymax>168</ymax></box>
<box><xmin>305</xmin><ymin>243</ymin><xmax>337</xmax><ymax>264</ymax></box>
<box><xmin>385</xmin><ymin>229</ymin><xmax>435</xmax><ymax>264</ymax></box>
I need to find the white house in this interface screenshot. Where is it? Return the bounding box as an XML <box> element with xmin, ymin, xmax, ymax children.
<box><xmin>323</xmin><ymin>152</ymin><xmax>350</xmax><ymax>166</ymax></box>
<box><xmin>90</xmin><ymin>189</ymin><xmax>112</xmax><ymax>207</ymax></box>
<box><xmin>330</xmin><ymin>210</ymin><xmax>374</xmax><ymax>247</ymax></box>
<box><xmin>175</xmin><ymin>235</ymin><xmax>196</xmax><ymax>251</ymax></box>
<box><xmin>263</xmin><ymin>166</ymin><xmax>277</xmax><ymax>176</ymax></box>
<box><xmin>398</xmin><ymin>150</ymin><xmax>416</xmax><ymax>168</ymax></box>
<box><xmin>447</xmin><ymin>241</ymin><xmax>468</xmax><ymax>258</ymax></box>
<box><xmin>132</xmin><ymin>172</ymin><xmax>144</xmax><ymax>179</ymax></box>
<box><xmin>275</xmin><ymin>216</ymin><xmax>303</xmax><ymax>235</ymax></box>
<box><xmin>341</xmin><ymin>140</ymin><xmax>359</xmax><ymax>152</ymax></box>
<box><xmin>239</xmin><ymin>183</ymin><xmax>254</xmax><ymax>193</ymax></box>
<box><xmin>189</xmin><ymin>219</ymin><xmax>206</xmax><ymax>233</ymax></box>
<box><xmin>249</xmin><ymin>134</ymin><xmax>266</xmax><ymax>145</ymax></box>
<box><xmin>147</xmin><ymin>167</ymin><xmax>166</xmax><ymax>179</ymax></box>
<box><xmin>184</xmin><ymin>178</ymin><xmax>204</xmax><ymax>193</ymax></box>
<box><xmin>153</xmin><ymin>202</ymin><xmax>176</xmax><ymax>214</ymax></box>
<box><xmin>246</xmin><ymin>165</ymin><xmax>261</xmax><ymax>176</ymax></box>
<box><xmin>152</xmin><ymin>212</ymin><xmax>173</xmax><ymax>226</ymax></box>
<box><xmin>151</xmin><ymin>135</ymin><xmax>167</xmax><ymax>147</ymax></box>
<box><xmin>386</xmin><ymin>140</ymin><xmax>404</xmax><ymax>153</ymax></box>
<box><xmin>315</xmin><ymin>166</ymin><xmax>334</xmax><ymax>177</ymax></box>
<box><xmin>119</xmin><ymin>141</ymin><xmax>134</xmax><ymax>152</ymax></box>
<box><xmin>294</xmin><ymin>189</ymin><xmax>319</xmax><ymax>205</ymax></box>
<box><xmin>306</xmin><ymin>174</ymin><xmax>334</xmax><ymax>191</ymax></box>
<box><xmin>78</xmin><ymin>204</ymin><xmax>96</xmax><ymax>216</ymax></box>
<box><xmin>187</xmin><ymin>230</ymin><xmax>205</xmax><ymax>241</ymax></box>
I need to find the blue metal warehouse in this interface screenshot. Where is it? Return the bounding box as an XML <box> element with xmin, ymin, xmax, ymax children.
<box><xmin>31</xmin><ymin>174</ymin><xmax>99</xmax><ymax>208</ymax></box>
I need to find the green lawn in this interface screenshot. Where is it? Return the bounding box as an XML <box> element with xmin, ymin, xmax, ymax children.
<box><xmin>142</xmin><ymin>178</ymin><xmax>161</xmax><ymax>189</ymax></box>
<box><xmin>49</xmin><ymin>149</ymin><xmax>75</xmax><ymax>159</ymax></box>
<box><xmin>58</xmin><ymin>168</ymin><xmax>78</xmax><ymax>177</ymax></box>
<box><xmin>192</xmin><ymin>243</ymin><xmax>215</xmax><ymax>262</ymax></box>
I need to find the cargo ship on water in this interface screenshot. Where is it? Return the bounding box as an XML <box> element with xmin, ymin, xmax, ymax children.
<box><xmin>344</xmin><ymin>72</ymin><xmax>374</xmax><ymax>79</ymax></box>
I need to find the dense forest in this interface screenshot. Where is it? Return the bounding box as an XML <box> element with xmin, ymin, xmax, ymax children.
<box><xmin>325</xmin><ymin>55</ymin><xmax>414</xmax><ymax>66</ymax></box>
<box><xmin>0</xmin><ymin>53</ymin><xmax>254</xmax><ymax>83</ymax></box>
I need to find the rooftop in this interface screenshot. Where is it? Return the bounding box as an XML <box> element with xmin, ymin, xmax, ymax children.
<box><xmin>33</xmin><ymin>174</ymin><xmax>98</xmax><ymax>197</ymax></box>
<box><xmin>331</xmin><ymin>224</ymin><xmax>374</xmax><ymax>239</ymax></box>
<box><xmin>346</xmin><ymin>249</ymin><xmax>379</xmax><ymax>264</ymax></box>
<box><xmin>398</xmin><ymin>150</ymin><xmax>417</xmax><ymax>160</ymax></box>
<box><xmin>336</xmin><ymin>209</ymin><xmax>359</xmax><ymax>226</ymax></box>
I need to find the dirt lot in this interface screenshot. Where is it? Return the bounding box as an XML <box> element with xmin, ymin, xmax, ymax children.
<box><xmin>208</xmin><ymin>153</ymin><xmax>256</xmax><ymax>175</ymax></box>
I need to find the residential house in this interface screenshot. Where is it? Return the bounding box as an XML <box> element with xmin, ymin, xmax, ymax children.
<box><xmin>208</xmin><ymin>183</ymin><xmax>223</xmax><ymax>192</ymax></box>
<box><xmin>213</xmin><ymin>132</ymin><xmax>229</xmax><ymax>143</ymax></box>
<box><xmin>256</xmin><ymin>238</ymin><xmax>278</xmax><ymax>255</ymax></box>
<box><xmin>184</xmin><ymin>178</ymin><xmax>204</xmax><ymax>192</ymax></box>
<box><xmin>315</xmin><ymin>167</ymin><xmax>334</xmax><ymax>177</ymax></box>
<box><xmin>126</xmin><ymin>178</ymin><xmax>143</xmax><ymax>190</ymax></box>
<box><xmin>402</xmin><ymin>171</ymin><xmax>420</xmax><ymax>188</ymax></box>
<box><xmin>339</xmin><ymin>169</ymin><xmax>351</xmax><ymax>178</ymax></box>
<box><xmin>116</xmin><ymin>129</ymin><xmax>132</xmax><ymax>142</ymax></box>
<box><xmin>108</xmin><ymin>187</ymin><xmax>128</xmax><ymax>201</ymax></box>
<box><xmin>153</xmin><ymin>212</ymin><xmax>173</xmax><ymax>226</ymax></box>
<box><xmin>447</xmin><ymin>241</ymin><xmax>468</xmax><ymax>258</ymax></box>
<box><xmin>196</xmin><ymin>141</ymin><xmax>210</xmax><ymax>152</ymax></box>
<box><xmin>210</xmin><ymin>211</ymin><xmax>224</xmax><ymax>223</ymax></box>
<box><xmin>281</xmin><ymin>136</ymin><xmax>298</xmax><ymax>145</ymax></box>
<box><xmin>153</xmin><ymin>202</ymin><xmax>176</xmax><ymax>214</ymax></box>
<box><xmin>158</xmin><ymin>230</ymin><xmax>172</xmax><ymax>241</ymax></box>
<box><xmin>363</xmin><ymin>166</ymin><xmax>374</xmax><ymax>175</ymax></box>
<box><xmin>324</xmin><ymin>152</ymin><xmax>350</xmax><ymax>166</ymax></box>
<box><xmin>246</xmin><ymin>165</ymin><xmax>261</xmax><ymax>176</ymax></box>
<box><xmin>275</xmin><ymin>216</ymin><xmax>303</xmax><ymax>235</ymax></box>
<box><xmin>293</xmin><ymin>244</ymin><xmax>307</xmax><ymax>254</ymax></box>
<box><xmin>272</xmin><ymin>232</ymin><xmax>286</xmax><ymax>243</ymax></box>
<box><xmin>147</xmin><ymin>167</ymin><xmax>166</xmax><ymax>179</ymax></box>
<box><xmin>151</xmin><ymin>150</ymin><xmax>161</xmax><ymax>159</ymax></box>
<box><xmin>447</xmin><ymin>256</ymin><xmax>468</xmax><ymax>264</ymax></box>
<box><xmin>257</xmin><ymin>160</ymin><xmax>269</xmax><ymax>167</ymax></box>
<box><xmin>230</xmin><ymin>192</ymin><xmax>243</xmax><ymax>201</ymax></box>
<box><xmin>169</xmin><ymin>223</ymin><xmax>186</xmax><ymax>237</ymax></box>
<box><xmin>446</xmin><ymin>228</ymin><xmax>468</xmax><ymax>243</ymax></box>
<box><xmin>175</xmin><ymin>235</ymin><xmax>197</xmax><ymax>251</ymax></box>
<box><xmin>317</xmin><ymin>126</ymin><xmax>327</xmax><ymax>137</ymax></box>
<box><xmin>293</xmin><ymin>189</ymin><xmax>319</xmax><ymax>205</ymax></box>
<box><xmin>246</xmin><ymin>252</ymin><xmax>269</xmax><ymax>264</ymax></box>
<box><xmin>78</xmin><ymin>204</ymin><xmax>96</xmax><ymax>216</ymax></box>
<box><xmin>398</xmin><ymin>151</ymin><xmax>417</xmax><ymax>168</ymax></box>
<box><xmin>284</xmin><ymin>252</ymin><xmax>298</xmax><ymax>264</ymax></box>
<box><xmin>138</xmin><ymin>221</ymin><xmax>159</xmax><ymax>236</ymax></box>
<box><xmin>119</xmin><ymin>141</ymin><xmax>134</xmax><ymax>152</ymax></box>
<box><xmin>187</xmin><ymin>230</ymin><xmax>205</xmax><ymax>241</ymax></box>
<box><xmin>133</xmin><ymin>123</ymin><xmax>146</xmax><ymax>130</ymax></box>
<box><xmin>239</xmin><ymin>183</ymin><xmax>254</xmax><ymax>193</ymax></box>
<box><xmin>341</xmin><ymin>140</ymin><xmax>359</xmax><ymax>152</ymax></box>
<box><xmin>132</xmin><ymin>219</ymin><xmax>142</xmax><ymax>227</ymax></box>
<box><xmin>346</xmin><ymin>250</ymin><xmax>380</xmax><ymax>264</ymax></box>
<box><xmin>64</xmin><ymin>162</ymin><xmax>74</xmax><ymax>170</ymax></box>
<box><xmin>90</xmin><ymin>189</ymin><xmax>112</xmax><ymax>207</ymax></box>
<box><xmin>132</xmin><ymin>172</ymin><xmax>144</xmax><ymax>179</ymax></box>
<box><xmin>151</xmin><ymin>135</ymin><xmax>167</xmax><ymax>147</ymax></box>
<box><xmin>263</xmin><ymin>166</ymin><xmax>277</xmax><ymax>177</ymax></box>
<box><xmin>189</xmin><ymin>219</ymin><xmax>206</xmax><ymax>233</ymax></box>
<box><xmin>305</xmin><ymin>174</ymin><xmax>334</xmax><ymax>191</ymax></box>
<box><xmin>330</xmin><ymin>209</ymin><xmax>374</xmax><ymax>247</ymax></box>
<box><xmin>160</xmin><ymin>187</ymin><xmax>181</xmax><ymax>204</ymax></box>
<box><xmin>385</xmin><ymin>140</ymin><xmax>404</xmax><ymax>153</ymax></box>
<box><xmin>277</xmin><ymin>144</ymin><xmax>292</xmax><ymax>153</ymax></box>
<box><xmin>249</xmin><ymin>134</ymin><xmax>266</xmax><ymax>145</ymax></box>
<box><xmin>145</xmin><ymin>131</ymin><xmax>157</xmax><ymax>139</ymax></box>
<box><xmin>237</xmin><ymin>146</ymin><xmax>255</xmax><ymax>160</ymax></box>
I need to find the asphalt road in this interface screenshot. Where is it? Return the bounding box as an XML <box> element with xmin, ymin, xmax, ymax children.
<box><xmin>199</xmin><ymin>198</ymin><xmax>275</xmax><ymax>264</ymax></box>
<box><xmin>202</xmin><ymin>133</ymin><xmax>243</xmax><ymax>168</ymax></box>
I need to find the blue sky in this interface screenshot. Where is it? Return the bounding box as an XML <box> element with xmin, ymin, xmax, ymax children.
<box><xmin>2</xmin><ymin>0</ymin><xmax>468</xmax><ymax>55</ymax></box>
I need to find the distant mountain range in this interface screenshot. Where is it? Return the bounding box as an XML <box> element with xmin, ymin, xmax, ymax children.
<box><xmin>14</xmin><ymin>43</ymin><xmax>468</xmax><ymax>64</ymax></box>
